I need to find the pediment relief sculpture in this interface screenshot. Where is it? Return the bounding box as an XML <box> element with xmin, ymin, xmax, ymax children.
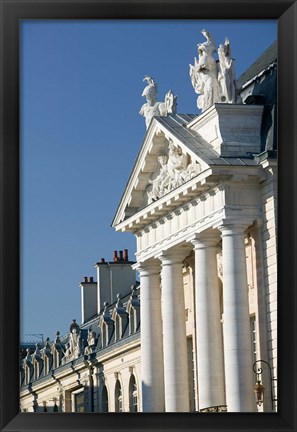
<box><xmin>146</xmin><ymin>140</ymin><xmax>201</xmax><ymax>204</ymax></box>
<box><xmin>139</xmin><ymin>76</ymin><xmax>177</xmax><ymax>129</ymax></box>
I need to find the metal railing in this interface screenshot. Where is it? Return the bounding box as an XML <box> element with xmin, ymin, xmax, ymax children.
<box><xmin>199</xmin><ymin>405</ymin><xmax>228</xmax><ymax>413</ymax></box>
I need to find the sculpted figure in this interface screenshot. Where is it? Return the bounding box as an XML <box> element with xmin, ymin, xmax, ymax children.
<box><xmin>147</xmin><ymin>154</ymin><xmax>171</xmax><ymax>203</ymax></box>
<box><xmin>69</xmin><ymin>328</ymin><xmax>78</xmax><ymax>354</ymax></box>
<box><xmin>147</xmin><ymin>141</ymin><xmax>192</xmax><ymax>203</ymax></box>
<box><xmin>183</xmin><ymin>160</ymin><xmax>201</xmax><ymax>182</ymax></box>
<box><xmin>167</xmin><ymin>142</ymin><xmax>188</xmax><ymax>188</ymax></box>
<box><xmin>69</xmin><ymin>322</ymin><xmax>81</xmax><ymax>358</ymax></box>
<box><xmin>190</xmin><ymin>30</ymin><xmax>237</xmax><ymax>112</ymax></box>
<box><xmin>218</xmin><ymin>37</ymin><xmax>236</xmax><ymax>103</ymax></box>
<box><xmin>84</xmin><ymin>327</ymin><xmax>97</xmax><ymax>355</ymax></box>
<box><xmin>139</xmin><ymin>76</ymin><xmax>160</xmax><ymax>128</ymax></box>
<box><xmin>190</xmin><ymin>30</ymin><xmax>221</xmax><ymax>111</ymax></box>
<box><xmin>159</xmin><ymin>90</ymin><xmax>177</xmax><ymax>116</ymax></box>
<box><xmin>139</xmin><ymin>77</ymin><xmax>177</xmax><ymax>128</ymax></box>
<box><xmin>62</xmin><ymin>342</ymin><xmax>71</xmax><ymax>364</ymax></box>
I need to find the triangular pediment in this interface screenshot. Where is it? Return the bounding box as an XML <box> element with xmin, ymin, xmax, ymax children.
<box><xmin>112</xmin><ymin>114</ymin><xmax>220</xmax><ymax>230</ymax></box>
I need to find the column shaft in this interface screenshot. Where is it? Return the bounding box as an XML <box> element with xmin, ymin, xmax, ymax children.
<box><xmin>160</xmin><ymin>252</ymin><xmax>190</xmax><ymax>412</ymax></box>
<box><xmin>139</xmin><ymin>262</ymin><xmax>165</xmax><ymax>412</ymax></box>
<box><xmin>193</xmin><ymin>234</ymin><xmax>225</xmax><ymax>410</ymax></box>
<box><xmin>220</xmin><ymin>224</ymin><xmax>256</xmax><ymax>412</ymax></box>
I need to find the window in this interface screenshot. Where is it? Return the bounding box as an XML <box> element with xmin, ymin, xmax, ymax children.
<box><xmin>72</xmin><ymin>389</ymin><xmax>85</xmax><ymax>412</ymax></box>
<box><xmin>102</xmin><ymin>385</ymin><xmax>108</xmax><ymax>412</ymax></box>
<box><xmin>129</xmin><ymin>375</ymin><xmax>138</xmax><ymax>412</ymax></box>
<box><xmin>115</xmin><ymin>380</ymin><xmax>123</xmax><ymax>412</ymax></box>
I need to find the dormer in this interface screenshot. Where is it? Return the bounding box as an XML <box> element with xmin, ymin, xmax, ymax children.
<box><xmin>52</xmin><ymin>331</ymin><xmax>64</xmax><ymax>368</ymax></box>
<box><xmin>111</xmin><ymin>293</ymin><xmax>129</xmax><ymax>341</ymax></box>
<box><xmin>98</xmin><ymin>302</ymin><xmax>114</xmax><ymax>348</ymax></box>
<box><xmin>32</xmin><ymin>343</ymin><xmax>44</xmax><ymax>379</ymax></box>
<box><xmin>126</xmin><ymin>285</ymin><xmax>140</xmax><ymax>334</ymax></box>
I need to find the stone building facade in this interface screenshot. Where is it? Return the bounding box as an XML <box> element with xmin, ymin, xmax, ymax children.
<box><xmin>20</xmin><ymin>38</ymin><xmax>277</xmax><ymax>414</ymax></box>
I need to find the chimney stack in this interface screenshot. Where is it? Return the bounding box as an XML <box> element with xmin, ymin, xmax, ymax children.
<box><xmin>96</xmin><ymin>248</ymin><xmax>136</xmax><ymax>315</ymax></box>
<box><xmin>123</xmin><ymin>249</ymin><xmax>128</xmax><ymax>261</ymax></box>
<box><xmin>80</xmin><ymin>277</ymin><xmax>96</xmax><ymax>324</ymax></box>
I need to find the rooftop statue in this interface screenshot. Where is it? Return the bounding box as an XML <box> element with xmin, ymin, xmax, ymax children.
<box><xmin>218</xmin><ymin>37</ymin><xmax>236</xmax><ymax>104</ymax></box>
<box><xmin>139</xmin><ymin>76</ymin><xmax>177</xmax><ymax>129</ymax></box>
<box><xmin>189</xmin><ymin>30</ymin><xmax>237</xmax><ymax>112</ymax></box>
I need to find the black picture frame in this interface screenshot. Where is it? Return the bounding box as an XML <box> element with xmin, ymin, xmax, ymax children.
<box><xmin>0</xmin><ymin>1</ymin><xmax>296</xmax><ymax>431</ymax></box>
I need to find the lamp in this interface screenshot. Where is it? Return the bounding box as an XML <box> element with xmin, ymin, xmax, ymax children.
<box><xmin>254</xmin><ymin>380</ymin><xmax>265</xmax><ymax>406</ymax></box>
<box><xmin>253</xmin><ymin>360</ymin><xmax>277</xmax><ymax>411</ymax></box>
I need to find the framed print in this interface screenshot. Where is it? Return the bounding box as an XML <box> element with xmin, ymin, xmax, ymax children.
<box><xmin>0</xmin><ymin>1</ymin><xmax>296</xmax><ymax>431</ymax></box>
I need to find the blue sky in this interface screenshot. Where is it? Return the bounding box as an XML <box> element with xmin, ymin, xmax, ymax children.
<box><xmin>20</xmin><ymin>20</ymin><xmax>277</xmax><ymax>342</ymax></box>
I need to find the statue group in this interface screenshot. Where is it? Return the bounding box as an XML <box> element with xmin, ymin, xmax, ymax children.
<box><xmin>139</xmin><ymin>30</ymin><xmax>237</xmax><ymax>127</ymax></box>
<box><xmin>189</xmin><ymin>29</ymin><xmax>237</xmax><ymax>112</ymax></box>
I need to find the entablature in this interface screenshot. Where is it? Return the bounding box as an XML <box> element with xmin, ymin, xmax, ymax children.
<box><xmin>116</xmin><ymin>164</ymin><xmax>262</xmax><ymax>234</ymax></box>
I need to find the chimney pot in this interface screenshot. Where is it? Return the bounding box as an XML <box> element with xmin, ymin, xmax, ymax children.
<box><xmin>119</xmin><ymin>250</ymin><xmax>123</xmax><ymax>261</ymax></box>
<box><xmin>100</xmin><ymin>258</ymin><xmax>105</xmax><ymax>263</ymax></box>
<box><xmin>113</xmin><ymin>251</ymin><xmax>118</xmax><ymax>262</ymax></box>
<box><xmin>90</xmin><ymin>277</ymin><xmax>94</xmax><ymax>283</ymax></box>
<box><xmin>83</xmin><ymin>276</ymin><xmax>88</xmax><ymax>283</ymax></box>
<box><xmin>123</xmin><ymin>249</ymin><xmax>128</xmax><ymax>261</ymax></box>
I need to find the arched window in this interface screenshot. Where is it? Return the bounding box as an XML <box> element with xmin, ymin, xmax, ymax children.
<box><xmin>129</xmin><ymin>375</ymin><xmax>138</xmax><ymax>412</ymax></box>
<box><xmin>115</xmin><ymin>380</ymin><xmax>123</xmax><ymax>412</ymax></box>
<box><xmin>102</xmin><ymin>385</ymin><xmax>108</xmax><ymax>412</ymax></box>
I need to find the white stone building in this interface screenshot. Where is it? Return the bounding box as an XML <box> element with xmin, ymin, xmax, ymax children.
<box><xmin>20</xmin><ymin>38</ymin><xmax>277</xmax><ymax>414</ymax></box>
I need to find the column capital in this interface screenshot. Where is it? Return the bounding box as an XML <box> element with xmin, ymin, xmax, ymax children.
<box><xmin>217</xmin><ymin>220</ymin><xmax>253</xmax><ymax>237</ymax></box>
<box><xmin>189</xmin><ymin>231</ymin><xmax>220</xmax><ymax>249</ymax></box>
<box><xmin>134</xmin><ymin>259</ymin><xmax>161</xmax><ymax>276</ymax></box>
<box><xmin>156</xmin><ymin>249</ymin><xmax>186</xmax><ymax>266</ymax></box>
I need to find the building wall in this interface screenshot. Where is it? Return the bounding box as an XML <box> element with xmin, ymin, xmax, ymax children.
<box><xmin>260</xmin><ymin>160</ymin><xmax>278</xmax><ymax>410</ymax></box>
<box><xmin>20</xmin><ymin>336</ymin><xmax>141</xmax><ymax>413</ymax></box>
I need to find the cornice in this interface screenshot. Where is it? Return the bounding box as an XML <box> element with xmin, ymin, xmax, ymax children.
<box><xmin>115</xmin><ymin>164</ymin><xmax>262</xmax><ymax>233</ymax></box>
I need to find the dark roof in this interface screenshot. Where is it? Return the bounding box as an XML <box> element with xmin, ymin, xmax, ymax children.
<box><xmin>237</xmin><ymin>41</ymin><xmax>277</xmax><ymax>89</ymax></box>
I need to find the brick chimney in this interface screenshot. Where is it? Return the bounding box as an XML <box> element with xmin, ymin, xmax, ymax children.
<box><xmin>123</xmin><ymin>249</ymin><xmax>129</xmax><ymax>261</ymax></box>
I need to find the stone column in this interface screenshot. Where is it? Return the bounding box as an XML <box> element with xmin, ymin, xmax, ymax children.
<box><xmin>159</xmin><ymin>251</ymin><xmax>190</xmax><ymax>412</ymax></box>
<box><xmin>219</xmin><ymin>224</ymin><xmax>256</xmax><ymax>412</ymax></box>
<box><xmin>138</xmin><ymin>261</ymin><xmax>165</xmax><ymax>412</ymax></box>
<box><xmin>191</xmin><ymin>232</ymin><xmax>226</xmax><ymax>410</ymax></box>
